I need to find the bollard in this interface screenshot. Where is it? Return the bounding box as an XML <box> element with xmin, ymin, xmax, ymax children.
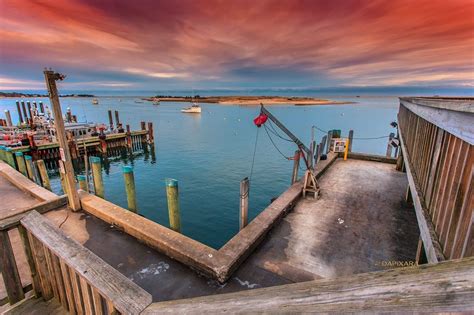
<box><xmin>4</xmin><ymin>110</ymin><xmax>12</xmax><ymax>126</ymax></box>
<box><xmin>90</xmin><ymin>157</ymin><xmax>104</xmax><ymax>198</ymax></box>
<box><xmin>165</xmin><ymin>178</ymin><xmax>181</xmax><ymax>233</ymax></box>
<box><xmin>15</xmin><ymin>152</ymin><xmax>27</xmax><ymax>176</ymax></box>
<box><xmin>5</xmin><ymin>148</ymin><xmax>16</xmax><ymax>168</ymax></box>
<box><xmin>344</xmin><ymin>138</ymin><xmax>350</xmax><ymax>161</ymax></box>
<box><xmin>291</xmin><ymin>150</ymin><xmax>301</xmax><ymax>184</ymax></box>
<box><xmin>239</xmin><ymin>177</ymin><xmax>249</xmax><ymax>230</ymax></box>
<box><xmin>36</xmin><ymin>160</ymin><xmax>51</xmax><ymax>190</ymax></box>
<box><xmin>16</xmin><ymin>101</ymin><xmax>23</xmax><ymax>123</ymax></box>
<box><xmin>348</xmin><ymin>130</ymin><xmax>354</xmax><ymax>152</ymax></box>
<box><xmin>77</xmin><ymin>175</ymin><xmax>87</xmax><ymax>191</ymax></box>
<box><xmin>123</xmin><ymin>166</ymin><xmax>137</xmax><ymax>213</ymax></box>
<box><xmin>24</xmin><ymin>155</ymin><xmax>35</xmax><ymax>181</ymax></box>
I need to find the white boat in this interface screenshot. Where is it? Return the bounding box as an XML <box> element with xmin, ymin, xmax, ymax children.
<box><xmin>181</xmin><ymin>104</ymin><xmax>201</xmax><ymax>113</ymax></box>
<box><xmin>92</xmin><ymin>98</ymin><xmax>99</xmax><ymax>105</ymax></box>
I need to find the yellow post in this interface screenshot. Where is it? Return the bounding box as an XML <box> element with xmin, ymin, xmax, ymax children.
<box><xmin>36</xmin><ymin>160</ymin><xmax>51</xmax><ymax>190</ymax></box>
<box><xmin>90</xmin><ymin>157</ymin><xmax>104</xmax><ymax>198</ymax></box>
<box><xmin>77</xmin><ymin>175</ymin><xmax>87</xmax><ymax>191</ymax></box>
<box><xmin>123</xmin><ymin>166</ymin><xmax>137</xmax><ymax>213</ymax></box>
<box><xmin>165</xmin><ymin>178</ymin><xmax>181</xmax><ymax>233</ymax></box>
<box><xmin>15</xmin><ymin>152</ymin><xmax>27</xmax><ymax>176</ymax></box>
<box><xmin>344</xmin><ymin>138</ymin><xmax>350</xmax><ymax>161</ymax></box>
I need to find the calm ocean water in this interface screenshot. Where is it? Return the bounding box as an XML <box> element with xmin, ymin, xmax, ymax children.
<box><xmin>0</xmin><ymin>94</ymin><xmax>408</xmax><ymax>248</ymax></box>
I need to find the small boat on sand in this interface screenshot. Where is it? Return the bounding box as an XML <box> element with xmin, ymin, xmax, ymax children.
<box><xmin>181</xmin><ymin>104</ymin><xmax>201</xmax><ymax>113</ymax></box>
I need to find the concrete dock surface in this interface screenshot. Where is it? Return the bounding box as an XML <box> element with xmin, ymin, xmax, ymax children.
<box><xmin>1</xmin><ymin>158</ymin><xmax>420</xmax><ymax>310</ymax></box>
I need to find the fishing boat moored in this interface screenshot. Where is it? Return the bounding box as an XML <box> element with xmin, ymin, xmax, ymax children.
<box><xmin>181</xmin><ymin>104</ymin><xmax>201</xmax><ymax>113</ymax></box>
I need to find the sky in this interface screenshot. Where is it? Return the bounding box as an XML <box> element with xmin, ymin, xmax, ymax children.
<box><xmin>0</xmin><ymin>0</ymin><xmax>473</xmax><ymax>91</ymax></box>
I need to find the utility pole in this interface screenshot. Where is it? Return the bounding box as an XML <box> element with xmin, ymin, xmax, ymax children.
<box><xmin>44</xmin><ymin>69</ymin><xmax>81</xmax><ymax>211</ymax></box>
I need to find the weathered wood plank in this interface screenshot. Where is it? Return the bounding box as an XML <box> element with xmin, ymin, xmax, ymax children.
<box><xmin>59</xmin><ymin>259</ymin><xmax>76</xmax><ymax>314</ymax></box>
<box><xmin>68</xmin><ymin>268</ymin><xmax>84</xmax><ymax>315</ymax></box>
<box><xmin>143</xmin><ymin>257</ymin><xmax>474</xmax><ymax>314</ymax></box>
<box><xmin>29</xmin><ymin>234</ymin><xmax>53</xmax><ymax>299</ymax></box>
<box><xmin>0</xmin><ymin>195</ymin><xmax>68</xmax><ymax>231</ymax></box>
<box><xmin>0</xmin><ymin>230</ymin><xmax>25</xmax><ymax>304</ymax></box>
<box><xmin>399</xmin><ymin>130</ymin><xmax>445</xmax><ymax>263</ymax></box>
<box><xmin>17</xmin><ymin>225</ymin><xmax>42</xmax><ymax>297</ymax></box>
<box><xmin>20</xmin><ymin>211</ymin><xmax>152</xmax><ymax>315</ymax></box>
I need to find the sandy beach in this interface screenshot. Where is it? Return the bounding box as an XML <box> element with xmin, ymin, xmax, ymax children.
<box><xmin>144</xmin><ymin>96</ymin><xmax>352</xmax><ymax>105</ymax></box>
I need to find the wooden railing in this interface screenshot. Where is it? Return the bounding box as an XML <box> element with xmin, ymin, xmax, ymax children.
<box><xmin>2</xmin><ymin>211</ymin><xmax>152</xmax><ymax>314</ymax></box>
<box><xmin>398</xmin><ymin>97</ymin><xmax>473</xmax><ymax>262</ymax></box>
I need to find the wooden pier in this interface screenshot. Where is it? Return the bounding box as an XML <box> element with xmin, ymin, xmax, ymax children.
<box><xmin>0</xmin><ymin>97</ymin><xmax>472</xmax><ymax>314</ymax></box>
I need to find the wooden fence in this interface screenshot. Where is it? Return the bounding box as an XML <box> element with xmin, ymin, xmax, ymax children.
<box><xmin>398</xmin><ymin>97</ymin><xmax>473</xmax><ymax>261</ymax></box>
<box><xmin>1</xmin><ymin>211</ymin><xmax>152</xmax><ymax>314</ymax></box>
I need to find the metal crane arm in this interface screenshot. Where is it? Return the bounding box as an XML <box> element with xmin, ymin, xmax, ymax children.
<box><xmin>260</xmin><ymin>104</ymin><xmax>311</xmax><ymax>156</ymax></box>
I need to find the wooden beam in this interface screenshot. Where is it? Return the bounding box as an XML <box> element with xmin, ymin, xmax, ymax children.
<box><xmin>142</xmin><ymin>257</ymin><xmax>474</xmax><ymax>314</ymax></box>
<box><xmin>399</xmin><ymin>129</ymin><xmax>445</xmax><ymax>263</ymax></box>
<box><xmin>0</xmin><ymin>230</ymin><xmax>25</xmax><ymax>304</ymax></box>
<box><xmin>21</xmin><ymin>211</ymin><xmax>152</xmax><ymax>315</ymax></box>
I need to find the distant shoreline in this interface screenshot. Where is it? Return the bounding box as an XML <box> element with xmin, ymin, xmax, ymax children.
<box><xmin>142</xmin><ymin>96</ymin><xmax>354</xmax><ymax>106</ymax></box>
<box><xmin>0</xmin><ymin>92</ymin><xmax>95</xmax><ymax>98</ymax></box>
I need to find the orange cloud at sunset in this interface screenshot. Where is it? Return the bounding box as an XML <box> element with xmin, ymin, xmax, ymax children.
<box><xmin>0</xmin><ymin>0</ymin><xmax>472</xmax><ymax>90</ymax></box>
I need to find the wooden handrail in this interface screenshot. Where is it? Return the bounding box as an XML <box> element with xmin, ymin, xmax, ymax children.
<box><xmin>142</xmin><ymin>257</ymin><xmax>474</xmax><ymax>314</ymax></box>
<box><xmin>20</xmin><ymin>211</ymin><xmax>152</xmax><ymax>314</ymax></box>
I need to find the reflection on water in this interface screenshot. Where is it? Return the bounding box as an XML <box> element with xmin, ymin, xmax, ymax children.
<box><xmin>1</xmin><ymin>96</ymin><xmax>400</xmax><ymax>249</ymax></box>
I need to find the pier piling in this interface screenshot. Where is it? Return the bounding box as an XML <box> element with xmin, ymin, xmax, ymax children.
<box><xmin>326</xmin><ymin>130</ymin><xmax>333</xmax><ymax>154</ymax></box>
<box><xmin>386</xmin><ymin>132</ymin><xmax>395</xmax><ymax>157</ymax></box>
<box><xmin>4</xmin><ymin>110</ymin><xmax>12</xmax><ymax>126</ymax></box>
<box><xmin>147</xmin><ymin>122</ymin><xmax>154</xmax><ymax>144</ymax></box>
<box><xmin>24</xmin><ymin>155</ymin><xmax>35</xmax><ymax>181</ymax></box>
<box><xmin>15</xmin><ymin>101</ymin><xmax>23</xmax><ymax>123</ymax></box>
<box><xmin>21</xmin><ymin>101</ymin><xmax>28</xmax><ymax>124</ymax></box>
<box><xmin>115</xmin><ymin>110</ymin><xmax>120</xmax><ymax>127</ymax></box>
<box><xmin>5</xmin><ymin>148</ymin><xmax>15</xmax><ymax>168</ymax></box>
<box><xmin>291</xmin><ymin>150</ymin><xmax>301</xmax><ymax>184</ymax></box>
<box><xmin>77</xmin><ymin>175</ymin><xmax>87</xmax><ymax>191</ymax></box>
<box><xmin>90</xmin><ymin>157</ymin><xmax>104</xmax><ymax>198</ymax></box>
<box><xmin>165</xmin><ymin>178</ymin><xmax>181</xmax><ymax>233</ymax></box>
<box><xmin>348</xmin><ymin>130</ymin><xmax>354</xmax><ymax>152</ymax></box>
<box><xmin>15</xmin><ymin>152</ymin><xmax>27</xmax><ymax>176</ymax></box>
<box><xmin>123</xmin><ymin>166</ymin><xmax>137</xmax><ymax>213</ymax></box>
<box><xmin>108</xmin><ymin>110</ymin><xmax>114</xmax><ymax>130</ymax></box>
<box><xmin>36</xmin><ymin>160</ymin><xmax>51</xmax><ymax>190</ymax></box>
<box><xmin>39</xmin><ymin>101</ymin><xmax>44</xmax><ymax>114</ymax></box>
<box><xmin>239</xmin><ymin>177</ymin><xmax>249</xmax><ymax>230</ymax></box>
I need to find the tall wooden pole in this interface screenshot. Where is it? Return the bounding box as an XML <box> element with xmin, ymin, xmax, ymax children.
<box><xmin>123</xmin><ymin>166</ymin><xmax>137</xmax><ymax>213</ymax></box>
<box><xmin>165</xmin><ymin>178</ymin><xmax>181</xmax><ymax>233</ymax></box>
<box><xmin>43</xmin><ymin>69</ymin><xmax>81</xmax><ymax>211</ymax></box>
<box><xmin>4</xmin><ymin>110</ymin><xmax>12</xmax><ymax>127</ymax></box>
<box><xmin>16</xmin><ymin>101</ymin><xmax>23</xmax><ymax>123</ymax></box>
<box><xmin>348</xmin><ymin>130</ymin><xmax>354</xmax><ymax>152</ymax></box>
<box><xmin>291</xmin><ymin>150</ymin><xmax>301</xmax><ymax>184</ymax></box>
<box><xmin>239</xmin><ymin>177</ymin><xmax>249</xmax><ymax>230</ymax></box>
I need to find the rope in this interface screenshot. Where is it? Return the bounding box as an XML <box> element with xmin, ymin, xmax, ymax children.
<box><xmin>311</xmin><ymin>124</ymin><xmax>391</xmax><ymax>140</ymax></box>
<box><xmin>263</xmin><ymin>124</ymin><xmax>292</xmax><ymax>160</ymax></box>
<box><xmin>241</xmin><ymin>126</ymin><xmax>260</xmax><ymax>198</ymax></box>
<box><xmin>267</xmin><ymin>120</ymin><xmax>293</xmax><ymax>142</ymax></box>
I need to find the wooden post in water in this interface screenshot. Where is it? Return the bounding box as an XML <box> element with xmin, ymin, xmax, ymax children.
<box><xmin>147</xmin><ymin>122</ymin><xmax>154</xmax><ymax>144</ymax></box>
<box><xmin>39</xmin><ymin>101</ymin><xmax>44</xmax><ymax>114</ymax></box>
<box><xmin>44</xmin><ymin>69</ymin><xmax>81</xmax><ymax>210</ymax></box>
<box><xmin>15</xmin><ymin>152</ymin><xmax>27</xmax><ymax>176</ymax></box>
<box><xmin>326</xmin><ymin>130</ymin><xmax>333</xmax><ymax>154</ymax></box>
<box><xmin>239</xmin><ymin>177</ymin><xmax>249</xmax><ymax>230</ymax></box>
<box><xmin>348</xmin><ymin>130</ymin><xmax>354</xmax><ymax>152</ymax></box>
<box><xmin>123</xmin><ymin>166</ymin><xmax>137</xmax><ymax>213</ymax></box>
<box><xmin>90</xmin><ymin>157</ymin><xmax>104</xmax><ymax>198</ymax></box>
<box><xmin>15</xmin><ymin>101</ymin><xmax>23</xmax><ymax>124</ymax></box>
<box><xmin>114</xmin><ymin>110</ymin><xmax>120</xmax><ymax>127</ymax></box>
<box><xmin>291</xmin><ymin>150</ymin><xmax>301</xmax><ymax>184</ymax></box>
<box><xmin>21</xmin><ymin>101</ymin><xmax>28</xmax><ymax>124</ymax></box>
<box><xmin>386</xmin><ymin>132</ymin><xmax>395</xmax><ymax>157</ymax></box>
<box><xmin>4</xmin><ymin>148</ymin><xmax>15</xmax><ymax>168</ymax></box>
<box><xmin>24</xmin><ymin>155</ymin><xmax>35</xmax><ymax>181</ymax></box>
<box><xmin>4</xmin><ymin>110</ymin><xmax>12</xmax><ymax>126</ymax></box>
<box><xmin>36</xmin><ymin>160</ymin><xmax>51</xmax><ymax>190</ymax></box>
<box><xmin>126</xmin><ymin>124</ymin><xmax>132</xmax><ymax>148</ymax></box>
<box><xmin>108</xmin><ymin>110</ymin><xmax>114</xmax><ymax>131</ymax></box>
<box><xmin>315</xmin><ymin>144</ymin><xmax>320</xmax><ymax>165</ymax></box>
<box><xmin>165</xmin><ymin>178</ymin><xmax>181</xmax><ymax>233</ymax></box>
<box><xmin>77</xmin><ymin>175</ymin><xmax>87</xmax><ymax>191</ymax></box>
<box><xmin>140</xmin><ymin>121</ymin><xmax>147</xmax><ymax>147</ymax></box>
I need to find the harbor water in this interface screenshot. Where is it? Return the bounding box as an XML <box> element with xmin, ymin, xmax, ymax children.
<box><xmin>0</xmin><ymin>95</ymin><xmax>400</xmax><ymax>248</ymax></box>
